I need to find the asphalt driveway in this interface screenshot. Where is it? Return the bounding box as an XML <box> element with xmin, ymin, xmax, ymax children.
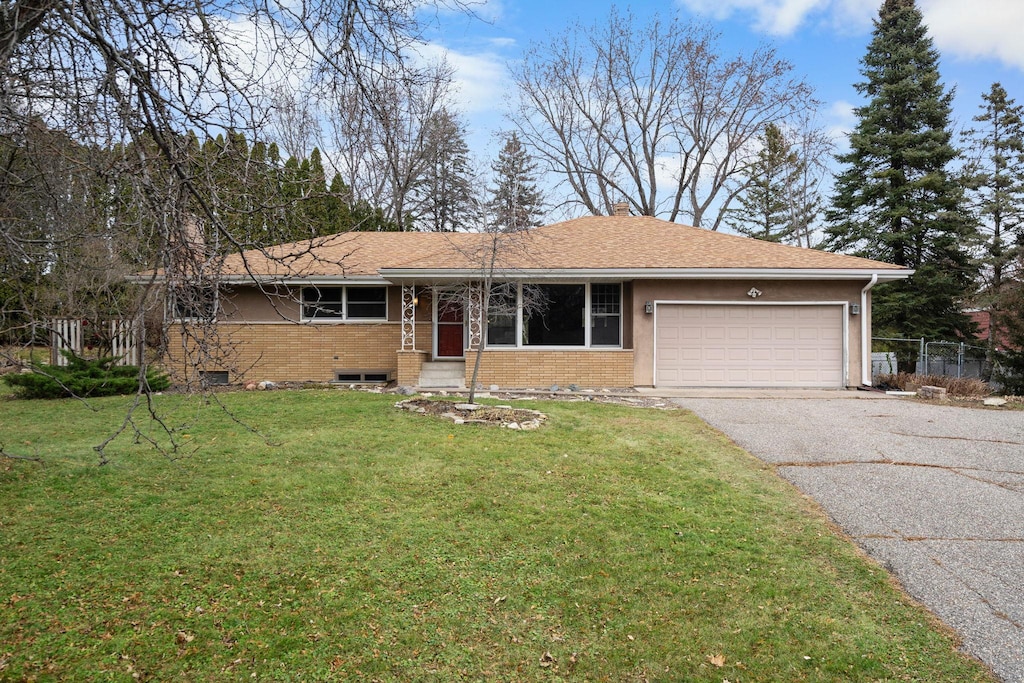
<box><xmin>670</xmin><ymin>392</ymin><xmax>1024</xmax><ymax>683</ymax></box>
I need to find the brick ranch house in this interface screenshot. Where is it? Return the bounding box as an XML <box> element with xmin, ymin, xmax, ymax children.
<box><xmin>157</xmin><ymin>212</ymin><xmax>910</xmax><ymax>389</ymax></box>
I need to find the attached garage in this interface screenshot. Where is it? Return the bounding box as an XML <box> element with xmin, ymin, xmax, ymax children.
<box><xmin>655</xmin><ymin>303</ymin><xmax>846</xmax><ymax>388</ymax></box>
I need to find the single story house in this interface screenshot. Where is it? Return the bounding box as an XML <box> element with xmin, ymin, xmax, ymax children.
<box><xmin>163</xmin><ymin>209</ymin><xmax>911</xmax><ymax>389</ymax></box>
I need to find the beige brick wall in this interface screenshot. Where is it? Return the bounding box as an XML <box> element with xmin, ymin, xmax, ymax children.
<box><xmin>465</xmin><ymin>349</ymin><xmax>635</xmax><ymax>388</ymax></box>
<box><xmin>166</xmin><ymin>322</ymin><xmax>401</xmax><ymax>383</ymax></box>
<box><xmin>397</xmin><ymin>350</ymin><xmax>429</xmax><ymax>385</ymax></box>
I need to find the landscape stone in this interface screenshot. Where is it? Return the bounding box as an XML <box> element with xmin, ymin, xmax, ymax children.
<box><xmin>918</xmin><ymin>385</ymin><xmax>948</xmax><ymax>400</ymax></box>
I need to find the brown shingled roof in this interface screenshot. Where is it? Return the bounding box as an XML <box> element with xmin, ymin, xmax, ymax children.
<box><xmin>217</xmin><ymin>215</ymin><xmax>903</xmax><ymax>279</ymax></box>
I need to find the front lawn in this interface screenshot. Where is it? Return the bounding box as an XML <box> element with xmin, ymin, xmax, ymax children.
<box><xmin>0</xmin><ymin>389</ymin><xmax>993</xmax><ymax>681</ymax></box>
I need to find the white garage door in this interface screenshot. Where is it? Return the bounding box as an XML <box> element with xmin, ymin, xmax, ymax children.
<box><xmin>656</xmin><ymin>304</ymin><xmax>844</xmax><ymax>388</ymax></box>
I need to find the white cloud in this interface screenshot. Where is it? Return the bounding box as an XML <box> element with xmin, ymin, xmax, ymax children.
<box><xmin>676</xmin><ymin>0</ymin><xmax>830</xmax><ymax>35</ymax></box>
<box><xmin>416</xmin><ymin>43</ymin><xmax>510</xmax><ymax>115</ymax></box>
<box><xmin>488</xmin><ymin>37</ymin><xmax>517</xmax><ymax>49</ymax></box>
<box><xmin>826</xmin><ymin>99</ymin><xmax>856</xmax><ymax>149</ymax></box>
<box><xmin>677</xmin><ymin>0</ymin><xmax>1024</xmax><ymax>72</ymax></box>
<box><xmin>921</xmin><ymin>0</ymin><xmax>1024</xmax><ymax>71</ymax></box>
<box><xmin>825</xmin><ymin>0</ymin><xmax>878</xmax><ymax>33</ymax></box>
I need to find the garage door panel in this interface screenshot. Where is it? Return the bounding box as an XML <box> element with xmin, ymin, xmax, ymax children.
<box><xmin>656</xmin><ymin>304</ymin><xmax>843</xmax><ymax>388</ymax></box>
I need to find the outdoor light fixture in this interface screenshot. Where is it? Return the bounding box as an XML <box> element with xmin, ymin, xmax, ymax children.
<box><xmin>850</xmin><ymin>304</ymin><xmax>860</xmax><ymax>315</ymax></box>
<box><xmin>644</xmin><ymin>301</ymin><xmax>653</xmax><ymax>314</ymax></box>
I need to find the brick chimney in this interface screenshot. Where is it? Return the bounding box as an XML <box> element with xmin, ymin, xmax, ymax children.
<box><xmin>612</xmin><ymin>201</ymin><xmax>630</xmax><ymax>216</ymax></box>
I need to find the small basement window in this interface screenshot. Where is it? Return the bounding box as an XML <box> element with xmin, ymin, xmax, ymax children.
<box><xmin>334</xmin><ymin>369</ymin><xmax>393</xmax><ymax>384</ymax></box>
<box><xmin>199</xmin><ymin>370</ymin><xmax>230</xmax><ymax>386</ymax></box>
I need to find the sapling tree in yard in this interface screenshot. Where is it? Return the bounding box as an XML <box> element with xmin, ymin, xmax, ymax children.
<box><xmin>440</xmin><ymin>218</ymin><xmax>547</xmax><ymax>404</ymax></box>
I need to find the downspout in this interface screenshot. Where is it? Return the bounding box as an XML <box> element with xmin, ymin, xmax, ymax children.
<box><xmin>861</xmin><ymin>274</ymin><xmax>879</xmax><ymax>386</ymax></box>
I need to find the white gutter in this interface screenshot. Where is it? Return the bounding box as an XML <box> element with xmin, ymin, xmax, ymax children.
<box><xmin>861</xmin><ymin>274</ymin><xmax>879</xmax><ymax>386</ymax></box>
<box><xmin>378</xmin><ymin>267</ymin><xmax>913</xmax><ymax>282</ymax></box>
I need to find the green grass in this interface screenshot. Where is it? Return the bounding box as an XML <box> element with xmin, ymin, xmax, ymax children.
<box><xmin>0</xmin><ymin>388</ymin><xmax>993</xmax><ymax>682</ymax></box>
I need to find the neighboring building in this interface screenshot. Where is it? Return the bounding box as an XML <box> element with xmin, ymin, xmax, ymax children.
<box><xmin>160</xmin><ymin>211</ymin><xmax>910</xmax><ymax>389</ymax></box>
<box><xmin>967</xmin><ymin>306</ymin><xmax>1021</xmax><ymax>353</ymax></box>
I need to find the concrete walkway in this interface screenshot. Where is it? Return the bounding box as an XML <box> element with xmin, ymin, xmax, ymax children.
<box><xmin>667</xmin><ymin>392</ymin><xmax>1024</xmax><ymax>683</ymax></box>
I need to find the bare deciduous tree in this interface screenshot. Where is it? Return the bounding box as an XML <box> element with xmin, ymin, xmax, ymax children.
<box><xmin>265</xmin><ymin>83</ymin><xmax>321</xmax><ymax>162</ymax></box>
<box><xmin>510</xmin><ymin>7</ymin><xmax>816</xmax><ymax>228</ymax></box>
<box><xmin>0</xmin><ymin>0</ymin><xmax>473</xmax><ymax>460</ymax></box>
<box><xmin>328</xmin><ymin>61</ymin><xmax>456</xmax><ymax>231</ymax></box>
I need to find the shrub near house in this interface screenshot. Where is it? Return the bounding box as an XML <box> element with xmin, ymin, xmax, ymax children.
<box><xmin>2</xmin><ymin>353</ymin><xmax>169</xmax><ymax>399</ymax></box>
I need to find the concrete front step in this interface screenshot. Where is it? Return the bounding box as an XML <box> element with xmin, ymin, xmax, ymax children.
<box><xmin>419</xmin><ymin>361</ymin><xmax>466</xmax><ymax>388</ymax></box>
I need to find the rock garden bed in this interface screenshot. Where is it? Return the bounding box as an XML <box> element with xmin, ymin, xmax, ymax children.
<box><xmin>395</xmin><ymin>398</ymin><xmax>546</xmax><ymax>429</ymax></box>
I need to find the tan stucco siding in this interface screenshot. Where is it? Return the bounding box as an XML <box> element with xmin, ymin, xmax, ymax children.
<box><xmin>217</xmin><ymin>284</ymin><xmax>403</xmax><ymax>323</ymax></box>
<box><xmin>631</xmin><ymin>279</ymin><xmax>869</xmax><ymax>387</ymax></box>
<box><xmin>621</xmin><ymin>281</ymin><xmax>634</xmax><ymax>350</ymax></box>
<box><xmin>218</xmin><ymin>285</ymin><xmax>299</xmax><ymax>322</ymax></box>
<box><xmin>465</xmin><ymin>349</ymin><xmax>635</xmax><ymax>388</ymax></box>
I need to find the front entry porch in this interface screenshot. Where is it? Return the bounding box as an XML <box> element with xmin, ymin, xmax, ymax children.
<box><xmin>397</xmin><ymin>284</ymin><xmax>480</xmax><ymax>387</ymax></box>
<box><xmin>418</xmin><ymin>360</ymin><xmax>466</xmax><ymax>388</ymax></box>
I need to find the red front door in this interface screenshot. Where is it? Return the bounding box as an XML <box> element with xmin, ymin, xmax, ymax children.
<box><xmin>436</xmin><ymin>296</ymin><xmax>464</xmax><ymax>358</ymax></box>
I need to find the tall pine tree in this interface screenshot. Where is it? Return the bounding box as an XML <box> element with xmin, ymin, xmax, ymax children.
<box><xmin>961</xmin><ymin>82</ymin><xmax>1024</xmax><ymax>367</ymax></box>
<box><xmin>413</xmin><ymin>109</ymin><xmax>478</xmax><ymax>232</ymax></box>
<box><xmin>824</xmin><ymin>0</ymin><xmax>978</xmax><ymax>371</ymax></box>
<box><xmin>486</xmin><ymin>132</ymin><xmax>544</xmax><ymax>232</ymax></box>
<box><xmin>727</xmin><ymin>123</ymin><xmax>802</xmax><ymax>243</ymax></box>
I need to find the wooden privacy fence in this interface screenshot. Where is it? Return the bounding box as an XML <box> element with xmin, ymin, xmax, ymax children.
<box><xmin>49</xmin><ymin>318</ymin><xmax>141</xmax><ymax>366</ymax></box>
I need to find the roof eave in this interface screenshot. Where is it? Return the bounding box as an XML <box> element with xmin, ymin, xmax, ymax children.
<box><xmin>378</xmin><ymin>267</ymin><xmax>913</xmax><ymax>282</ymax></box>
<box><xmin>126</xmin><ymin>273</ymin><xmax>390</xmax><ymax>286</ymax></box>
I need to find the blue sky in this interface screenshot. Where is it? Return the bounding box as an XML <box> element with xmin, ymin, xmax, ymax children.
<box><xmin>418</xmin><ymin>0</ymin><xmax>1024</xmax><ymax>164</ymax></box>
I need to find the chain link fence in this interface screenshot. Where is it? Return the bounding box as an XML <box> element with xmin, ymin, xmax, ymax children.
<box><xmin>872</xmin><ymin>337</ymin><xmax>991</xmax><ymax>382</ymax></box>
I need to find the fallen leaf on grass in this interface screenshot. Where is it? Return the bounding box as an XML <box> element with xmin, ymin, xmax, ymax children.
<box><xmin>539</xmin><ymin>652</ymin><xmax>555</xmax><ymax>668</ymax></box>
<box><xmin>708</xmin><ymin>653</ymin><xmax>726</xmax><ymax>667</ymax></box>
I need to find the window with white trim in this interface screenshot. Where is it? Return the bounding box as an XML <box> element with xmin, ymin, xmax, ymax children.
<box><xmin>485</xmin><ymin>282</ymin><xmax>622</xmax><ymax>348</ymax></box>
<box><xmin>302</xmin><ymin>286</ymin><xmax>387</xmax><ymax>321</ymax></box>
<box><xmin>590</xmin><ymin>283</ymin><xmax>621</xmax><ymax>346</ymax></box>
<box><xmin>486</xmin><ymin>287</ymin><xmax>517</xmax><ymax>346</ymax></box>
<box><xmin>172</xmin><ymin>284</ymin><xmax>218</xmax><ymax>321</ymax></box>
<box><xmin>524</xmin><ymin>284</ymin><xmax>585</xmax><ymax>346</ymax></box>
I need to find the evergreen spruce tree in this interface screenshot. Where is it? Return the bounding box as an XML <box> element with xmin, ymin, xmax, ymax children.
<box><xmin>961</xmin><ymin>82</ymin><xmax>1024</xmax><ymax>368</ymax></box>
<box><xmin>486</xmin><ymin>132</ymin><xmax>544</xmax><ymax>232</ymax></box>
<box><xmin>824</xmin><ymin>0</ymin><xmax>978</xmax><ymax>372</ymax></box>
<box><xmin>727</xmin><ymin>123</ymin><xmax>802</xmax><ymax>243</ymax></box>
<box><xmin>414</xmin><ymin>109</ymin><xmax>478</xmax><ymax>232</ymax></box>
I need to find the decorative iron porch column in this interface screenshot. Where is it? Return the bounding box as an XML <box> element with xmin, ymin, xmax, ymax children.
<box><xmin>466</xmin><ymin>282</ymin><xmax>483</xmax><ymax>351</ymax></box>
<box><xmin>401</xmin><ymin>284</ymin><xmax>416</xmax><ymax>350</ymax></box>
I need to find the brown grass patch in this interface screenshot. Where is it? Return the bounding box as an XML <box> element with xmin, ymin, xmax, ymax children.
<box><xmin>877</xmin><ymin>372</ymin><xmax>992</xmax><ymax>397</ymax></box>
